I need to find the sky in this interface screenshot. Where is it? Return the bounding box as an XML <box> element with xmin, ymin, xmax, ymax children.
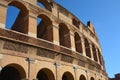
<box><xmin>54</xmin><ymin>0</ymin><xmax>120</xmax><ymax>78</ymax></box>
<box><xmin>6</xmin><ymin>0</ymin><xmax>120</xmax><ymax>78</ymax></box>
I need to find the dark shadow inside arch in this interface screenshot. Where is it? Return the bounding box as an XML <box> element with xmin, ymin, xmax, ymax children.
<box><xmin>59</xmin><ymin>23</ymin><xmax>71</xmax><ymax>48</ymax></box>
<box><xmin>92</xmin><ymin>44</ymin><xmax>98</xmax><ymax>62</ymax></box>
<box><xmin>90</xmin><ymin>77</ymin><xmax>95</xmax><ymax>80</ymax></box>
<box><xmin>37</xmin><ymin>68</ymin><xmax>55</xmax><ymax>80</ymax></box>
<box><xmin>74</xmin><ymin>32</ymin><xmax>83</xmax><ymax>54</ymax></box>
<box><xmin>84</xmin><ymin>38</ymin><xmax>91</xmax><ymax>58</ymax></box>
<box><xmin>0</xmin><ymin>64</ymin><xmax>26</xmax><ymax>80</ymax></box>
<box><xmin>37</xmin><ymin>14</ymin><xmax>53</xmax><ymax>42</ymax></box>
<box><xmin>62</xmin><ymin>71</ymin><xmax>74</xmax><ymax>80</ymax></box>
<box><xmin>79</xmin><ymin>75</ymin><xmax>86</xmax><ymax>80</ymax></box>
<box><xmin>72</xmin><ymin>18</ymin><xmax>80</xmax><ymax>28</ymax></box>
<box><xmin>98</xmin><ymin>49</ymin><xmax>102</xmax><ymax>65</ymax></box>
<box><xmin>6</xmin><ymin>1</ymin><xmax>29</xmax><ymax>34</ymax></box>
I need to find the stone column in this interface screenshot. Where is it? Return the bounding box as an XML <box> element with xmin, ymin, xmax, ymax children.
<box><xmin>54</xmin><ymin>62</ymin><xmax>61</xmax><ymax>80</ymax></box>
<box><xmin>69</xmin><ymin>31</ymin><xmax>75</xmax><ymax>51</ymax></box>
<box><xmin>26</xmin><ymin>58</ymin><xmax>37</xmax><ymax>80</ymax></box>
<box><xmin>0</xmin><ymin>1</ymin><xmax>7</xmax><ymax>29</ymax></box>
<box><xmin>88</xmin><ymin>42</ymin><xmax>94</xmax><ymax>60</ymax></box>
<box><xmin>80</xmin><ymin>36</ymin><xmax>86</xmax><ymax>56</ymax></box>
<box><xmin>52</xmin><ymin>22</ymin><xmax>59</xmax><ymax>45</ymax></box>
<box><xmin>73</xmin><ymin>65</ymin><xmax>78</xmax><ymax>80</ymax></box>
<box><xmin>28</xmin><ymin>12</ymin><xmax>37</xmax><ymax>38</ymax></box>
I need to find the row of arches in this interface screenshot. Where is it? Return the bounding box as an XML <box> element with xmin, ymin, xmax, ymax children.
<box><xmin>3</xmin><ymin>0</ymin><xmax>102</xmax><ymax>64</ymax></box>
<box><xmin>0</xmin><ymin>64</ymin><xmax>101</xmax><ymax>80</ymax></box>
<box><xmin>5</xmin><ymin>0</ymin><xmax>88</xmax><ymax>32</ymax></box>
<box><xmin>5</xmin><ymin>0</ymin><xmax>102</xmax><ymax>64</ymax></box>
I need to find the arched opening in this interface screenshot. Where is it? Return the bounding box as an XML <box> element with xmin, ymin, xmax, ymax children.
<box><xmin>92</xmin><ymin>44</ymin><xmax>98</xmax><ymax>62</ymax></box>
<box><xmin>37</xmin><ymin>14</ymin><xmax>53</xmax><ymax>42</ymax></box>
<box><xmin>6</xmin><ymin>1</ymin><xmax>28</xmax><ymax>34</ymax></box>
<box><xmin>37</xmin><ymin>68</ymin><xmax>55</xmax><ymax>80</ymax></box>
<box><xmin>37</xmin><ymin>0</ymin><xmax>52</xmax><ymax>11</ymax></box>
<box><xmin>90</xmin><ymin>77</ymin><xmax>95</xmax><ymax>80</ymax></box>
<box><xmin>59</xmin><ymin>23</ymin><xmax>71</xmax><ymax>48</ymax></box>
<box><xmin>62</xmin><ymin>71</ymin><xmax>74</xmax><ymax>80</ymax></box>
<box><xmin>74</xmin><ymin>32</ymin><xmax>82</xmax><ymax>54</ymax></box>
<box><xmin>84</xmin><ymin>38</ymin><xmax>91</xmax><ymax>58</ymax></box>
<box><xmin>72</xmin><ymin>18</ymin><xmax>80</xmax><ymax>28</ymax></box>
<box><xmin>98</xmin><ymin>49</ymin><xmax>102</xmax><ymax>64</ymax></box>
<box><xmin>79</xmin><ymin>75</ymin><xmax>86</xmax><ymax>80</ymax></box>
<box><xmin>0</xmin><ymin>64</ymin><xmax>26</xmax><ymax>80</ymax></box>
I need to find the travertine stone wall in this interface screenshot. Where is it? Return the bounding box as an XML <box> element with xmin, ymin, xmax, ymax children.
<box><xmin>0</xmin><ymin>0</ymin><xmax>108</xmax><ymax>80</ymax></box>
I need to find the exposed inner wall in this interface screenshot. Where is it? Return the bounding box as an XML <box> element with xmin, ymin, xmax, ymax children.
<box><xmin>0</xmin><ymin>0</ymin><xmax>107</xmax><ymax>79</ymax></box>
<box><xmin>0</xmin><ymin>0</ymin><xmax>104</xmax><ymax>66</ymax></box>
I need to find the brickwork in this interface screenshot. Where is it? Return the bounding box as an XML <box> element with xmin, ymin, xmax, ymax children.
<box><xmin>0</xmin><ymin>0</ymin><xmax>108</xmax><ymax>80</ymax></box>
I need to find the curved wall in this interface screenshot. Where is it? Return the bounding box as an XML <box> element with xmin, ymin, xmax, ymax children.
<box><xmin>0</xmin><ymin>0</ymin><xmax>108</xmax><ymax>80</ymax></box>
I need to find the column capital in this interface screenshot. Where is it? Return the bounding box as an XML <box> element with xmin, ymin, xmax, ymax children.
<box><xmin>54</xmin><ymin>62</ymin><xmax>61</xmax><ymax>67</ymax></box>
<box><xmin>28</xmin><ymin>12</ymin><xmax>37</xmax><ymax>20</ymax></box>
<box><xmin>73</xmin><ymin>64</ymin><xmax>78</xmax><ymax>70</ymax></box>
<box><xmin>81</xmin><ymin>38</ymin><xmax>85</xmax><ymax>43</ymax></box>
<box><xmin>70</xmin><ymin>31</ymin><xmax>75</xmax><ymax>37</ymax></box>
<box><xmin>52</xmin><ymin>24</ymin><xmax>59</xmax><ymax>29</ymax></box>
<box><xmin>0</xmin><ymin>23</ymin><xmax>5</xmax><ymax>29</ymax></box>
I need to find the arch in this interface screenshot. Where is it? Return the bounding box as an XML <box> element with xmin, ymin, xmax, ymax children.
<box><xmin>37</xmin><ymin>14</ymin><xmax>53</xmax><ymax>42</ymax></box>
<box><xmin>84</xmin><ymin>38</ymin><xmax>91</xmax><ymax>58</ymax></box>
<box><xmin>79</xmin><ymin>75</ymin><xmax>86</xmax><ymax>80</ymax></box>
<box><xmin>92</xmin><ymin>44</ymin><xmax>98</xmax><ymax>62</ymax></box>
<box><xmin>74</xmin><ymin>32</ymin><xmax>83</xmax><ymax>54</ymax></box>
<box><xmin>62</xmin><ymin>71</ymin><xmax>74</xmax><ymax>80</ymax></box>
<box><xmin>37</xmin><ymin>0</ymin><xmax>52</xmax><ymax>11</ymax></box>
<box><xmin>0</xmin><ymin>63</ymin><xmax>26</xmax><ymax>80</ymax></box>
<box><xmin>6</xmin><ymin>1</ymin><xmax>29</xmax><ymax>34</ymax></box>
<box><xmin>59</xmin><ymin>23</ymin><xmax>71</xmax><ymax>48</ymax></box>
<box><xmin>72</xmin><ymin>18</ymin><xmax>80</xmax><ymax>28</ymax></box>
<box><xmin>37</xmin><ymin>68</ymin><xmax>55</xmax><ymax>80</ymax></box>
<box><xmin>98</xmin><ymin>49</ymin><xmax>102</xmax><ymax>64</ymax></box>
<box><xmin>90</xmin><ymin>77</ymin><xmax>95</xmax><ymax>80</ymax></box>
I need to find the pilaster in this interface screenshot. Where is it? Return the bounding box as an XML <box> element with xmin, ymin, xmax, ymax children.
<box><xmin>80</xmin><ymin>36</ymin><xmax>86</xmax><ymax>56</ymax></box>
<box><xmin>69</xmin><ymin>31</ymin><xmax>75</xmax><ymax>51</ymax></box>
<box><xmin>73</xmin><ymin>65</ymin><xmax>78</xmax><ymax>80</ymax></box>
<box><xmin>52</xmin><ymin>22</ymin><xmax>60</xmax><ymax>45</ymax></box>
<box><xmin>88</xmin><ymin>42</ymin><xmax>94</xmax><ymax>60</ymax></box>
<box><xmin>0</xmin><ymin>1</ymin><xmax>7</xmax><ymax>29</ymax></box>
<box><xmin>28</xmin><ymin>12</ymin><xmax>37</xmax><ymax>38</ymax></box>
<box><xmin>54</xmin><ymin>62</ymin><xmax>61</xmax><ymax>80</ymax></box>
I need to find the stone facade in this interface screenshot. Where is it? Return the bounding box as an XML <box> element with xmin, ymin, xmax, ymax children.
<box><xmin>0</xmin><ymin>0</ymin><xmax>108</xmax><ymax>80</ymax></box>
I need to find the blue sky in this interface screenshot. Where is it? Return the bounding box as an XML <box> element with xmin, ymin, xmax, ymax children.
<box><xmin>6</xmin><ymin>0</ymin><xmax>120</xmax><ymax>78</ymax></box>
<box><xmin>55</xmin><ymin>0</ymin><xmax>120</xmax><ymax>78</ymax></box>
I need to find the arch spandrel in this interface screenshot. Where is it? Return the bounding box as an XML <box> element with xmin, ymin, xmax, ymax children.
<box><xmin>0</xmin><ymin>0</ymin><xmax>107</xmax><ymax>80</ymax></box>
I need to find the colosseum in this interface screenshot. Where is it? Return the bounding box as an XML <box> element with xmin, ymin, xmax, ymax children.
<box><xmin>0</xmin><ymin>0</ymin><xmax>108</xmax><ymax>80</ymax></box>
